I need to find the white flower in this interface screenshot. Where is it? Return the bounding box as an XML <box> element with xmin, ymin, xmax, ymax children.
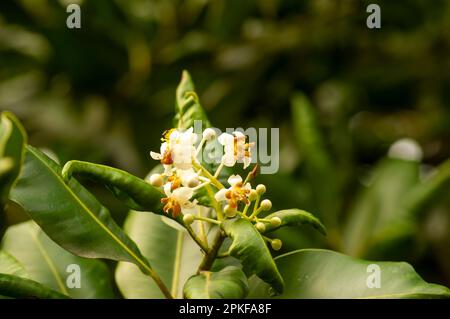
<box><xmin>202</xmin><ymin>128</ymin><xmax>216</xmax><ymax>141</ymax></box>
<box><xmin>150</xmin><ymin>142</ymin><xmax>171</xmax><ymax>163</ymax></box>
<box><xmin>150</xmin><ymin>128</ymin><xmax>198</xmax><ymax>170</ymax></box>
<box><xmin>214</xmin><ymin>174</ymin><xmax>252</xmax><ymax>209</ymax></box>
<box><xmin>218</xmin><ymin>131</ymin><xmax>253</xmax><ymax>169</ymax></box>
<box><xmin>161</xmin><ymin>183</ymin><xmax>197</xmax><ymax>217</ymax></box>
<box><xmin>177</xmin><ymin>168</ymin><xmax>200</xmax><ymax>188</ymax></box>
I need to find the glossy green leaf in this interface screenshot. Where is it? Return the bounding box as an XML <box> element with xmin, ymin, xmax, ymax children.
<box><xmin>0</xmin><ymin>274</ymin><xmax>69</xmax><ymax>299</ymax></box>
<box><xmin>248</xmin><ymin>249</ymin><xmax>450</xmax><ymax>299</ymax></box>
<box><xmin>174</xmin><ymin>70</ymin><xmax>211</xmax><ymax>130</ymax></box>
<box><xmin>221</xmin><ymin>218</ymin><xmax>284</xmax><ymax>294</ymax></box>
<box><xmin>10</xmin><ymin>145</ymin><xmax>154</xmax><ymax>277</ymax></box>
<box><xmin>0</xmin><ymin>250</ymin><xmax>28</xmax><ymax>278</ymax></box>
<box><xmin>184</xmin><ymin>266</ymin><xmax>249</xmax><ymax>299</ymax></box>
<box><xmin>61</xmin><ymin>160</ymin><xmax>175</xmax><ymax>219</ymax></box>
<box><xmin>291</xmin><ymin>93</ymin><xmax>337</xmax><ymax>227</ymax></box>
<box><xmin>261</xmin><ymin>209</ymin><xmax>326</xmax><ymax>235</ymax></box>
<box><xmin>343</xmin><ymin>158</ymin><xmax>420</xmax><ymax>257</ymax></box>
<box><xmin>2</xmin><ymin>221</ymin><xmax>114</xmax><ymax>298</ymax></box>
<box><xmin>0</xmin><ymin>111</ymin><xmax>26</xmax><ymax>203</ymax></box>
<box><xmin>116</xmin><ymin>211</ymin><xmax>202</xmax><ymax>298</ymax></box>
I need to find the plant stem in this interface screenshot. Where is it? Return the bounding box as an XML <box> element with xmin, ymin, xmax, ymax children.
<box><xmin>149</xmin><ymin>269</ymin><xmax>173</xmax><ymax>299</ymax></box>
<box><xmin>214</xmin><ymin>161</ymin><xmax>225</xmax><ymax>178</ymax></box>
<box><xmin>197</xmin><ymin>230</ymin><xmax>225</xmax><ymax>273</ymax></box>
<box><xmin>186</xmin><ymin>225</ymin><xmax>209</xmax><ymax>253</ymax></box>
<box><xmin>171</xmin><ymin>231</ymin><xmax>184</xmax><ymax>298</ymax></box>
<box><xmin>205</xmin><ymin>184</ymin><xmax>224</xmax><ymax>220</ymax></box>
<box><xmin>249</xmin><ymin>195</ymin><xmax>261</xmax><ymax>219</ymax></box>
<box><xmin>193</xmin><ymin>162</ymin><xmax>224</xmax><ymax>190</ymax></box>
<box><xmin>197</xmin><ymin>208</ymin><xmax>209</xmax><ymax>250</ymax></box>
<box><xmin>194</xmin><ymin>215</ymin><xmax>221</xmax><ymax>225</ymax></box>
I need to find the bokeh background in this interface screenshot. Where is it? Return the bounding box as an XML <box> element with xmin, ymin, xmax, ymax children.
<box><xmin>1</xmin><ymin>0</ymin><xmax>449</xmax><ymax>288</ymax></box>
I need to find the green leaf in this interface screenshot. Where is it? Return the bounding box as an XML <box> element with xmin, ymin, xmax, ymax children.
<box><xmin>184</xmin><ymin>266</ymin><xmax>249</xmax><ymax>299</ymax></box>
<box><xmin>61</xmin><ymin>160</ymin><xmax>173</xmax><ymax>218</ymax></box>
<box><xmin>343</xmin><ymin>158</ymin><xmax>420</xmax><ymax>257</ymax></box>
<box><xmin>221</xmin><ymin>218</ymin><xmax>284</xmax><ymax>294</ymax></box>
<box><xmin>367</xmin><ymin>159</ymin><xmax>450</xmax><ymax>258</ymax></box>
<box><xmin>0</xmin><ymin>274</ymin><xmax>69</xmax><ymax>299</ymax></box>
<box><xmin>0</xmin><ymin>111</ymin><xmax>26</xmax><ymax>203</ymax></box>
<box><xmin>10</xmin><ymin>146</ymin><xmax>154</xmax><ymax>278</ymax></box>
<box><xmin>260</xmin><ymin>209</ymin><xmax>326</xmax><ymax>235</ymax></box>
<box><xmin>174</xmin><ymin>70</ymin><xmax>211</xmax><ymax>130</ymax></box>
<box><xmin>291</xmin><ymin>93</ymin><xmax>337</xmax><ymax>227</ymax></box>
<box><xmin>401</xmin><ymin>159</ymin><xmax>450</xmax><ymax>218</ymax></box>
<box><xmin>248</xmin><ymin>249</ymin><xmax>450</xmax><ymax>299</ymax></box>
<box><xmin>116</xmin><ymin>211</ymin><xmax>202</xmax><ymax>298</ymax></box>
<box><xmin>1</xmin><ymin>221</ymin><xmax>114</xmax><ymax>298</ymax></box>
<box><xmin>0</xmin><ymin>250</ymin><xmax>28</xmax><ymax>278</ymax></box>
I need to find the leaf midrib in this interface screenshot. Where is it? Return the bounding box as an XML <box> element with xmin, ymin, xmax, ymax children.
<box><xmin>30</xmin><ymin>229</ymin><xmax>68</xmax><ymax>295</ymax></box>
<box><xmin>27</xmin><ymin>147</ymin><xmax>152</xmax><ymax>274</ymax></box>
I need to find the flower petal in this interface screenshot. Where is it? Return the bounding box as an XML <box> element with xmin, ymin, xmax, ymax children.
<box><xmin>243</xmin><ymin>156</ymin><xmax>252</xmax><ymax>169</ymax></box>
<box><xmin>218</xmin><ymin>133</ymin><xmax>234</xmax><ymax>146</ymax></box>
<box><xmin>227</xmin><ymin>174</ymin><xmax>243</xmax><ymax>187</ymax></box>
<box><xmin>222</xmin><ymin>153</ymin><xmax>236</xmax><ymax>167</ymax></box>
<box><xmin>163</xmin><ymin>182</ymin><xmax>172</xmax><ymax>196</ymax></box>
<box><xmin>214</xmin><ymin>188</ymin><xmax>228</xmax><ymax>202</ymax></box>
<box><xmin>173</xmin><ymin>187</ymin><xmax>194</xmax><ymax>202</ymax></box>
<box><xmin>150</xmin><ymin>151</ymin><xmax>162</xmax><ymax>160</ymax></box>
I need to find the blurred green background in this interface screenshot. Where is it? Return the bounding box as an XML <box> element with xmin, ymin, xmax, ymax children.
<box><xmin>1</xmin><ymin>0</ymin><xmax>449</xmax><ymax>288</ymax></box>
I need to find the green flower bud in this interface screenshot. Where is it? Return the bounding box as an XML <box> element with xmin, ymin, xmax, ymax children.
<box><xmin>183</xmin><ymin>213</ymin><xmax>194</xmax><ymax>225</ymax></box>
<box><xmin>270</xmin><ymin>216</ymin><xmax>282</xmax><ymax>227</ymax></box>
<box><xmin>260</xmin><ymin>199</ymin><xmax>272</xmax><ymax>211</ymax></box>
<box><xmin>271</xmin><ymin>239</ymin><xmax>282</xmax><ymax>251</ymax></box>
<box><xmin>149</xmin><ymin>174</ymin><xmax>163</xmax><ymax>187</ymax></box>
<box><xmin>224</xmin><ymin>205</ymin><xmax>237</xmax><ymax>218</ymax></box>
<box><xmin>248</xmin><ymin>189</ymin><xmax>258</xmax><ymax>201</ymax></box>
<box><xmin>256</xmin><ymin>184</ymin><xmax>266</xmax><ymax>195</ymax></box>
<box><xmin>255</xmin><ymin>222</ymin><xmax>266</xmax><ymax>232</ymax></box>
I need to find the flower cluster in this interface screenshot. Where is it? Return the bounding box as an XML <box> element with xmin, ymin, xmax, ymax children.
<box><xmin>149</xmin><ymin>127</ymin><xmax>282</xmax><ymax>251</ymax></box>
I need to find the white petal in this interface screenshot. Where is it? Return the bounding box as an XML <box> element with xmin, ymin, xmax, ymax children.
<box><xmin>150</xmin><ymin>151</ymin><xmax>162</xmax><ymax>160</ymax></box>
<box><xmin>233</xmin><ymin>131</ymin><xmax>245</xmax><ymax>140</ymax></box>
<box><xmin>160</xmin><ymin>142</ymin><xmax>168</xmax><ymax>154</ymax></box>
<box><xmin>181</xmin><ymin>202</ymin><xmax>198</xmax><ymax>215</ymax></box>
<box><xmin>163</xmin><ymin>165</ymin><xmax>174</xmax><ymax>176</ymax></box>
<box><xmin>218</xmin><ymin>133</ymin><xmax>234</xmax><ymax>146</ymax></box>
<box><xmin>173</xmin><ymin>187</ymin><xmax>194</xmax><ymax>202</ymax></box>
<box><xmin>243</xmin><ymin>183</ymin><xmax>252</xmax><ymax>190</ymax></box>
<box><xmin>243</xmin><ymin>156</ymin><xmax>252</xmax><ymax>169</ymax></box>
<box><xmin>178</xmin><ymin>169</ymin><xmax>199</xmax><ymax>187</ymax></box>
<box><xmin>227</xmin><ymin>174</ymin><xmax>242</xmax><ymax>186</ymax></box>
<box><xmin>214</xmin><ymin>188</ymin><xmax>228</xmax><ymax>202</ymax></box>
<box><xmin>169</xmin><ymin>130</ymin><xmax>180</xmax><ymax>143</ymax></box>
<box><xmin>222</xmin><ymin>153</ymin><xmax>236</xmax><ymax>167</ymax></box>
<box><xmin>163</xmin><ymin>183</ymin><xmax>172</xmax><ymax>196</ymax></box>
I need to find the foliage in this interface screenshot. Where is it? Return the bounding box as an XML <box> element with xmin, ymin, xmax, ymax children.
<box><xmin>1</xmin><ymin>71</ymin><xmax>449</xmax><ymax>298</ymax></box>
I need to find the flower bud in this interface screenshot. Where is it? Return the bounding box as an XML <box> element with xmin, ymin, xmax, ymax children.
<box><xmin>224</xmin><ymin>205</ymin><xmax>237</xmax><ymax>218</ymax></box>
<box><xmin>202</xmin><ymin>128</ymin><xmax>216</xmax><ymax>141</ymax></box>
<box><xmin>270</xmin><ymin>216</ymin><xmax>282</xmax><ymax>227</ymax></box>
<box><xmin>255</xmin><ymin>222</ymin><xmax>266</xmax><ymax>233</ymax></box>
<box><xmin>271</xmin><ymin>239</ymin><xmax>282</xmax><ymax>251</ymax></box>
<box><xmin>260</xmin><ymin>199</ymin><xmax>272</xmax><ymax>211</ymax></box>
<box><xmin>186</xmin><ymin>174</ymin><xmax>199</xmax><ymax>188</ymax></box>
<box><xmin>149</xmin><ymin>174</ymin><xmax>163</xmax><ymax>187</ymax></box>
<box><xmin>256</xmin><ymin>184</ymin><xmax>266</xmax><ymax>195</ymax></box>
<box><xmin>183</xmin><ymin>213</ymin><xmax>194</xmax><ymax>225</ymax></box>
<box><xmin>248</xmin><ymin>189</ymin><xmax>258</xmax><ymax>201</ymax></box>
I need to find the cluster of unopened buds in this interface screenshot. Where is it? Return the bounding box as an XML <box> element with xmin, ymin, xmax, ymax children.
<box><xmin>148</xmin><ymin>127</ymin><xmax>283</xmax><ymax>251</ymax></box>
